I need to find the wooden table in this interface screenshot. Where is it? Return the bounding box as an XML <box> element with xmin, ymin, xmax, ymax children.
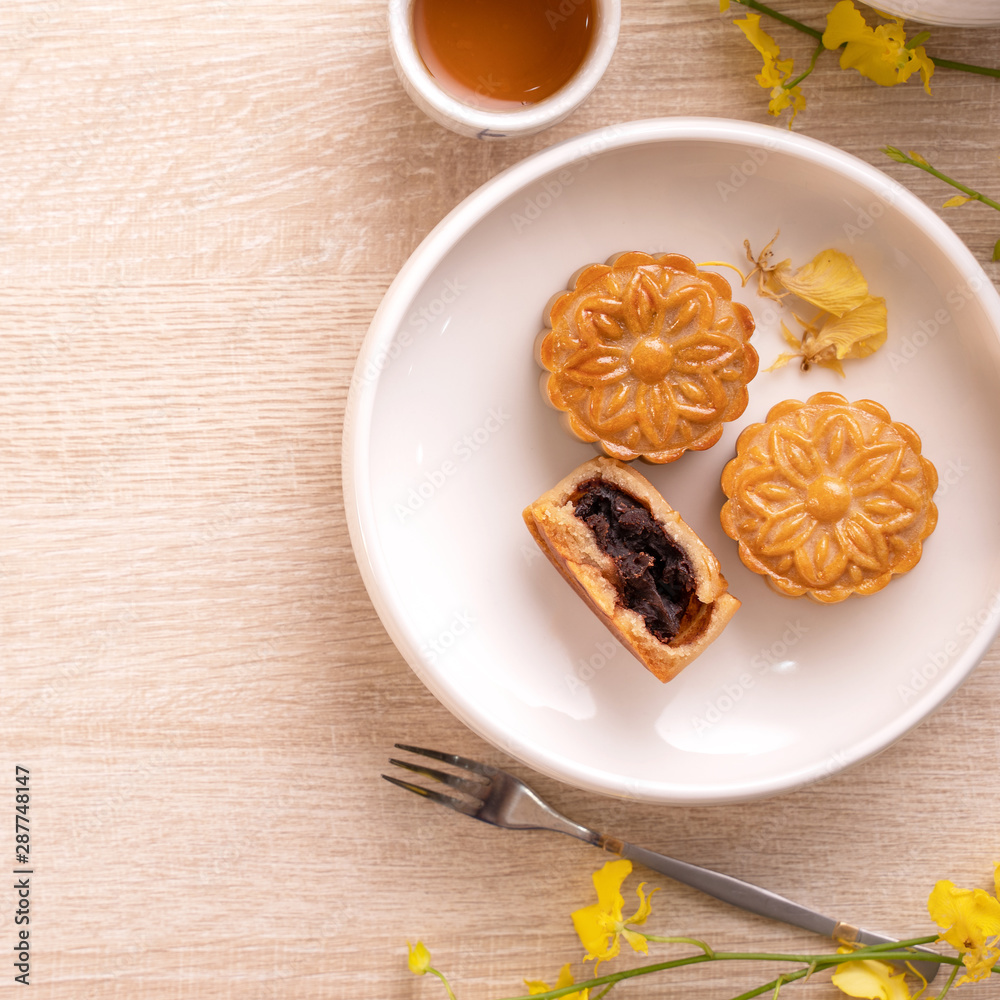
<box><xmin>3</xmin><ymin>2</ymin><xmax>999</xmax><ymax>997</ymax></box>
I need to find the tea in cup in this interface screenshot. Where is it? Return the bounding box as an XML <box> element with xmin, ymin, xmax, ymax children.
<box><xmin>388</xmin><ymin>0</ymin><xmax>621</xmax><ymax>139</ymax></box>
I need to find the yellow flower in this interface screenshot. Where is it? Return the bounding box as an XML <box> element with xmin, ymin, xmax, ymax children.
<box><xmin>772</xmin><ymin>295</ymin><xmax>888</xmax><ymax>374</ymax></box>
<box><xmin>734</xmin><ymin>14</ymin><xmax>806</xmax><ymax>121</ymax></box>
<box><xmin>571</xmin><ymin>859</ymin><xmax>658</xmax><ymax>962</ymax></box>
<box><xmin>832</xmin><ymin>957</ymin><xmax>912</xmax><ymax>1000</ymax></box>
<box><xmin>407</xmin><ymin>940</ymin><xmax>432</xmax><ymax>976</ymax></box>
<box><xmin>823</xmin><ymin>1</ymin><xmax>934</xmax><ymax>94</ymax></box>
<box><xmin>525</xmin><ymin>963</ymin><xmax>589</xmax><ymax>999</ymax></box>
<box><xmin>746</xmin><ymin>238</ymin><xmax>886</xmax><ymax>373</ymax></box>
<box><xmin>928</xmin><ymin>876</ymin><xmax>1000</xmax><ymax>983</ymax></box>
<box><xmin>773</xmin><ymin>249</ymin><xmax>871</xmax><ymax>317</ymax></box>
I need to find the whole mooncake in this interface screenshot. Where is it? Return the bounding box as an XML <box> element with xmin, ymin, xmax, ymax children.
<box><xmin>535</xmin><ymin>252</ymin><xmax>758</xmax><ymax>463</ymax></box>
<box><xmin>720</xmin><ymin>392</ymin><xmax>938</xmax><ymax>603</ymax></box>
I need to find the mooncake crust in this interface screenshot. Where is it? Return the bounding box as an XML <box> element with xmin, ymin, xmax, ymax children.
<box><xmin>523</xmin><ymin>457</ymin><xmax>740</xmax><ymax>682</ymax></box>
<box><xmin>720</xmin><ymin>392</ymin><xmax>938</xmax><ymax>603</ymax></box>
<box><xmin>536</xmin><ymin>252</ymin><xmax>758</xmax><ymax>464</ymax></box>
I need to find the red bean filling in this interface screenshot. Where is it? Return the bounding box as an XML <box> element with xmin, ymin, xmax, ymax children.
<box><xmin>573</xmin><ymin>479</ymin><xmax>697</xmax><ymax>642</ymax></box>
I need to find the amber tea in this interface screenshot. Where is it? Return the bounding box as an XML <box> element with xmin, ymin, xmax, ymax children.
<box><xmin>413</xmin><ymin>0</ymin><xmax>596</xmax><ymax>110</ymax></box>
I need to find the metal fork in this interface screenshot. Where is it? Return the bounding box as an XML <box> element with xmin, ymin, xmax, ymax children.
<box><xmin>384</xmin><ymin>744</ymin><xmax>940</xmax><ymax>982</ymax></box>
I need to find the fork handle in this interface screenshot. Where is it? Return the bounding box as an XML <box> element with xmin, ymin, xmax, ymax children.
<box><xmin>618</xmin><ymin>841</ymin><xmax>838</xmax><ymax>937</ymax></box>
<box><xmin>616</xmin><ymin>840</ymin><xmax>940</xmax><ymax>981</ymax></box>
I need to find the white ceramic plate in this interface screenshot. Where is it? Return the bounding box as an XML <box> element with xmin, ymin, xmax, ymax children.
<box><xmin>344</xmin><ymin>118</ymin><xmax>1000</xmax><ymax>804</ymax></box>
<box><xmin>865</xmin><ymin>1</ymin><xmax>1000</xmax><ymax>25</ymax></box>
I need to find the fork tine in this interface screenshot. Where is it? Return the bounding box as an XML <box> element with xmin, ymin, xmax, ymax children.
<box><xmin>388</xmin><ymin>758</ymin><xmax>488</xmax><ymax>797</ymax></box>
<box><xmin>393</xmin><ymin>743</ymin><xmax>498</xmax><ymax>778</ymax></box>
<box><xmin>380</xmin><ymin>773</ymin><xmax>480</xmax><ymax>816</ymax></box>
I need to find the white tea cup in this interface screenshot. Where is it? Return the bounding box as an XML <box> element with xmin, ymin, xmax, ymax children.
<box><xmin>387</xmin><ymin>0</ymin><xmax>621</xmax><ymax>140</ymax></box>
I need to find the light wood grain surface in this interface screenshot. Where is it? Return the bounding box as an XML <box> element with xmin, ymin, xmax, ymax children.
<box><xmin>2</xmin><ymin>2</ymin><xmax>1000</xmax><ymax>998</ymax></box>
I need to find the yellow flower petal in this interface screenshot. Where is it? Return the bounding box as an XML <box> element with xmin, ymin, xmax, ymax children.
<box><xmin>733</xmin><ymin>12</ymin><xmax>806</xmax><ymax>122</ymax></box>
<box><xmin>572</xmin><ymin>860</ymin><xmax>632</xmax><ymax>961</ymax></box>
<box><xmin>627</xmin><ymin>883</ymin><xmax>659</xmax><ymax>927</ymax></box>
<box><xmin>525</xmin><ymin>963</ymin><xmax>589</xmax><ymax>999</ymax></box>
<box><xmin>592</xmin><ymin>859</ymin><xmax>630</xmax><ymax>914</ymax></box>
<box><xmin>915</xmin><ymin>48</ymin><xmax>934</xmax><ymax>94</ymax></box>
<box><xmin>822</xmin><ymin>1</ymin><xmax>935</xmax><ymax>92</ymax></box>
<box><xmin>768</xmin><ymin>80</ymin><xmax>806</xmax><ymax>122</ymax></box>
<box><xmin>734</xmin><ymin>13</ymin><xmax>781</xmax><ymax>61</ymax></box>
<box><xmin>832</xmin><ymin>958</ymin><xmax>913</xmax><ymax>1000</ymax></box>
<box><xmin>817</xmin><ymin>356</ymin><xmax>847</xmax><ymax>377</ymax></box>
<box><xmin>620</xmin><ymin>927</ymin><xmax>650</xmax><ymax>955</ymax></box>
<box><xmin>407</xmin><ymin>941</ymin><xmax>432</xmax><ymax>976</ymax></box>
<box><xmin>764</xmin><ymin>351</ymin><xmax>799</xmax><ymax>372</ymax></box>
<box><xmin>942</xmin><ymin>195</ymin><xmax>972</xmax><ymax>208</ymax></box>
<box><xmin>928</xmin><ymin>880</ymin><xmax>1000</xmax><ymax>946</ymax></box>
<box><xmin>773</xmin><ymin>249</ymin><xmax>870</xmax><ymax>317</ymax></box>
<box><xmin>928</xmin><ymin>879</ymin><xmax>1000</xmax><ymax>983</ymax></box>
<box><xmin>719</xmin><ymin>0</ymin><xmax>730</xmax><ymax>10</ymax></box>
<box><xmin>571</xmin><ymin>902</ymin><xmax>615</xmax><ymax>961</ymax></box>
<box><xmin>809</xmin><ymin>296</ymin><xmax>888</xmax><ymax>361</ymax></box>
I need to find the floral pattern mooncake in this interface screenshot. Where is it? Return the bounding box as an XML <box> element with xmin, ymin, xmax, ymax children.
<box><xmin>535</xmin><ymin>252</ymin><xmax>758</xmax><ymax>464</ymax></box>
<box><xmin>720</xmin><ymin>392</ymin><xmax>938</xmax><ymax>603</ymax></box>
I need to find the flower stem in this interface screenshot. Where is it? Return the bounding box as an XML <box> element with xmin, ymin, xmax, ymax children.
<box><xmin>429</xmin><ymin>967</ymin><xmax>459</xmax><ymax>1000</ymax></box>
<box><xmin>495</xmin><ymin>941</ymin><xmax>960</xmax><ymax>1000</ymax></box>
<box><xmin>783</xmin><ymin>41</ymin><xmax>825</xmax><ymax>89</ymax></box>
<box><xmin>931</xmin><ymin>57</ymin><xmax>1000</xmax><ymax>79</ymax></box>
<box><xmin>728</xmin><ymin>0</ymin><xmax>822</xmax><ymax>39</ymax></box>
<box><xmin>644</xmin><ymin>934</ymin><xmax>715</xmax><ymax>958</ymax></box>
<box><xmin>882</xmin><ymin>147</ymin><xmax>1000</xmax><ymax>212</ymax></box>
<box><xmin>727</xmin><ymin>0</ymin><xmax>1000</xmax><ymax>78</ymax></box>
<box><xmin>933</xmin><ymin>963</ymin><xmax>961</xmax><ymax>1000</ymax></box>
<box><xmin>734</xmin><ymin>968</ymin><xmax>812</xmax><ymax>1000</ymax></box>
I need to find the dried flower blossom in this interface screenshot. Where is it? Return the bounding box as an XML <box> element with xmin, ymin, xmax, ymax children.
<box><xmin>745</xmin><ymin>235</ymin><xmax>887</xmax><ymax>374</ymax></box>
<box><xmin>771</xmin><ymin>249</ymin><xmax>871</xmax><ymax>317</ymax></box>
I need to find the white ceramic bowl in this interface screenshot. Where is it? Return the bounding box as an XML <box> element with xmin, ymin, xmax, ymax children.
<box><xmin>387</xmin><ymin>0</ymin><xmax>620</xmax><ymax>139</ymax></box>
<box><xmin>865</xmin><ymin>0</ymin><xmax>1000</xmax><ymax>24</ymax></box>
<box><xmin>344</xmin><ymin>118</ymin><xmax>1000</xmax><ymax>804</ymax></box>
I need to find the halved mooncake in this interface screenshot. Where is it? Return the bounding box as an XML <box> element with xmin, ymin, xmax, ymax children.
<box><xmin>523</xmin><ymin>456</ymin><xmax>740</xmax><ymax>682</ymax></box>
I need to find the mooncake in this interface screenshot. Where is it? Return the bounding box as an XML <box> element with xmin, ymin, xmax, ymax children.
<box><xmin>535</xmin><ymin>252</ymin><xmax>758</xmax><ymax>463</ymax></box>
<box><xmin>720</xmin><ymin>392</ymin><xmax>938</xmax><ymax>603</ymax></box>
<box><xmin>523</xmin><ymin>456</ymin><xmax>740</xmax><ymax>682</ymax></box>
